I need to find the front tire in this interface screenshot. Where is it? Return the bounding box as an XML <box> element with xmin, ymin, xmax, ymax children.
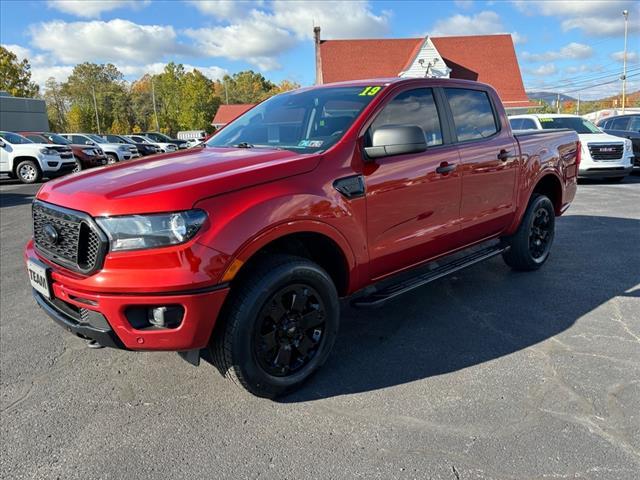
<box><xmin>15</xmin><ymin>160</ymin><xmax>42</xmax><ymax>184</ymax></box>
<box><xmin>106</xmin><ymin>153</ymin><xmax>118</xmax><ymax>164</ymax></box>
<box><xmin>210</xmin><ymin>255</ymin><xmax>340</xmax><ymax>398</ymax></box>
<box><xmin>502</xmin><ymin>194</ymin><xmax>555</xmax><ymax>271</ymax></box>
<box><xmin>72</xmin><ymin>156</ymin><xmax>83</xmax><ymax>173</ymax></box>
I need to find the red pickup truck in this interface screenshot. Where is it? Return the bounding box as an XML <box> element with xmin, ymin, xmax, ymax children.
<box><xmin>25</xmin><ymin>78</ymin><xmax>579</xmax><ymax>397</ymax></box>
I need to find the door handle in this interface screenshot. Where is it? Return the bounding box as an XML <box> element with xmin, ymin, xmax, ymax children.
<box><xmin>435</xmin><ymin>163</ymin><xmax>456</xmax><ymax>174</ymax></box>
<box><xmin>497</xmin><ymin>149</ymin><xmax>511</xmax><ymax>162</ymax></box>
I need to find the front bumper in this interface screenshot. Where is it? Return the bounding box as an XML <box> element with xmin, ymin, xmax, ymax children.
<box><xmin>25</xmin><ymin>243</ymin><xmax>230</xmax><ymax>351</ymax></box>
<box><xmin>46</xmin><ymin>162</ymin><xmax>77</xmax><ymax>177</ymax></box>
<box><xmin>578</xmin><ymin>166</ymin><xmax>633</xmax><ymax>178</ymax></box>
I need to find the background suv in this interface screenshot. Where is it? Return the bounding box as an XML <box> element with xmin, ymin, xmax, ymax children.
<box><xmin>127</xmin><ymin>135</ymin><xmax>177</xmax><ymax>153</ymax></box>
<box><xmin>0</xmin><ymin>131</ymin><xmax>75</xmax><ymax>183</ymax></box>
<box><xmin>102</xmin><ymin>134</ymin><xmax>159</xmax><ymax>157</ymax></box>
<box><xmin>140</xmin><ymin>131</ymin><xmax>187</xmax><ymax>149</ymax></box>
<box><xmin>19</xmin><ymin>132</ymin><xmax>108</xmax><ymax>171</ymax></box>
<box><xmin>61</xmin><ymin>134</ymin><xmax>139</xmax><ymax>164</ymax></box>
<box><xmin>596</xmin><ymin>114</ymin><xmax>640</xmax><ymax>170</ymax></box>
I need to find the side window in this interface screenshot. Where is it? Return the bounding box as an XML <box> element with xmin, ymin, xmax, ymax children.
<box><xmin>600</xmin><ymin>119</ymin><xmax>611</xmax><ymax>129</ymax></box>
<box><xmin>509</xmin><ymin>118</ymin><xmax>523</xmax><ymax>130</ymax></box>
<box><xmin>445</xmin><ymin>88</ymin><xmax>498</xmax><ymax>141</ymax></box>
<box><xmin>629</xmin><ymin>116</ymin><xmax>640</xmax><ymax>131</ymax></box>
<box><xmin>71</xmin><ymin>135</ymin><xmax>87</xmax><ymax>144</ymax></box>
<box><xmin>610</xmin><ymin>117</ymin><xmax>630</xmax><ymax>130</ymax></box>
<box><xmin>370</xmin><ymin>88</ymin><xmax>443</xmax><ymax>146</ymax></box>
<box><xmin>520</xmin><ymin>119</ymin><xmax>537</xmax><ymax>129</ymax></box>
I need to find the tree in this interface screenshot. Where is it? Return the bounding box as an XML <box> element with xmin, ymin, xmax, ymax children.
<box><xmin>43</xmin><ymin>77</ymin><xmax>67</xmax><ymax>132</ymax></box>
<box><xmin>214</xmin><ymin>70</ymin><xmax>276</xmax><ymax>104</ymax></box>
<box><xmin>153</xmin><ymin>62</ymin><xmax>186</xmax><ymax>134</ymax></box>
<box><xmin>179</xmin><ymin>69</ymin><xmax>220</xmax><ymax>133</ymax></box>
<box><xmin>0</xmin><ymin>46</ymin><xmax>39</xmax><ymax>97</ymax></box>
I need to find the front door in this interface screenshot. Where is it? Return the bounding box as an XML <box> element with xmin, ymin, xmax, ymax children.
<box><xmin>444</xmin><ymin>87</ymin><xmax>518</xmax><ymax>243</ymax></box>
<box><xmin>363</xmin><ymin>88</ymin><xmax>462</xmax><ymax>280</ymax></box>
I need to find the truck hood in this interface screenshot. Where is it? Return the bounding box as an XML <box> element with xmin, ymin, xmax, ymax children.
<box><xmin>578</xmin><ymin>133</ymin><xmax>626</xmax><ymax>144</ymax></box>
<box><xmin>37</xmin><ymin>147</ymin><xmax>321</xmax><ymax>216</ymax></box>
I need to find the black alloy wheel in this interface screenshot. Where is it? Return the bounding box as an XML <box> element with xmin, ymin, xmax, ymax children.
<box><xmin>254</xmin><ymin>284</ymin><xmax>326</xmax><ymax>377</ymax></box>
<box><xmin>529</xmin><ymin>206</ymin><xmax>552</xmax><ymax>260</ymax></box>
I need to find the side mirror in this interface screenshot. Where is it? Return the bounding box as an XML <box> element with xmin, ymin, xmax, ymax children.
<box><xmin>0</xmin><ymin>139</ymin><xmax>5</xmax><ymax>148</ymax></box>
<box><xmin>364</xmin><ymin>125</ymin><xmax>427</xmax><ymax>160</ymax></box>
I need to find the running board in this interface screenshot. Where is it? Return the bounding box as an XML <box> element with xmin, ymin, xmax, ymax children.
<box><xmin>352</xmin><ymin>245</ymin><xmax>509</xmax><ymax>308</ymax></box>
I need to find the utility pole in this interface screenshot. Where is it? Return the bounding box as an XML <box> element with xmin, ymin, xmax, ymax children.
<box><xmin>576</xmin><ymin>94</ymin><xmax>580</xmax><ymax>116</ymax></box>
<box><xmin>151</xmin><ymin>77</ymin><xmax>160</xmax><ymax>131</ymax></box>
<box><xmin>224</xmin><ymin>80</ymin><xmax>229</xmax><ymax>104</ymax></box>
<box><xmin>622</xmin><ymin>9</ymin><xmax>629</xmax><ymax>113</ymax></box>
<box><xmin>556</xmin><ymin>92</ymin><xmax>560</xmax><ymax>114</ymax></box>
<box><xmin>91</xmin><ymin>86</ymin><xmax>101</xmax><ymax>134</ymax></box>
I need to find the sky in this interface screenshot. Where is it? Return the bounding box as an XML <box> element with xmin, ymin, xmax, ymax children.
<box><xmin>1</xmin><ymin>0</ymin><xmax>638</xmax><ymax>100</ymax></box>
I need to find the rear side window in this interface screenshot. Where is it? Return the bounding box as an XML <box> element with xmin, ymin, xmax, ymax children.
<box><xmin>629</xmin><ymin>116</ymin><xmax>640</xmax><ymax>131</ymax></box>
<box><xmin>371</xmin><ymin>88</ymin><xmax>443</xmax><ymax>146</ymax></box>
<box><xmin>445</xmin><ymin>88</ymin><xmax>498</xmax><ymax>141</ymax></box>
<box><xmin>610</xmin><ymin>117</ymin><xmax>630</xmax><ymax>130</ymax></box>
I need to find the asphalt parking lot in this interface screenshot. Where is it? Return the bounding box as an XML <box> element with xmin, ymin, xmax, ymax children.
<box><xmin>1</xmin><ymin>176</ymin><xmax>639</xmax><ymax>480</ymax></box>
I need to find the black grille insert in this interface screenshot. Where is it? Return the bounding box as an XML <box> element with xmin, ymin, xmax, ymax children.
<box><xmin>32</xmin><ymin>201</ymin><xmax>108</xmax><ymax>274</ymax></box>
<box><xmin>588</xmin><ymin>143</ymin><xmax>624</xmax><ymax>161</ymax></box>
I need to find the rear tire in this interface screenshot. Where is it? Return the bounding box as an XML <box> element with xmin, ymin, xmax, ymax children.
<box><xmin>210</xmin><ymin>255</ymin><xmax>340</xmax><ymax>398</ymax></box>
<box><xmin>502</xmin><ymin>194</ymin><xmax>555</xmax><ymax>271</ymax></box>
<box><xmin>15</xmin><ymin>160</ymin><xmax>42</xmax><ymax>184</ymax></box>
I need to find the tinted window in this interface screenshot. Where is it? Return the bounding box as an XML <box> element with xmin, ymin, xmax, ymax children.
<box><xmin>445</xmin><ymin>88</ymin><xmax>498</xmax><ymax>141</ymax></box>
<box><xmin>629</xmin><ymin>116</ymin><xmax>640</xmax><ymax>131</ymax></box>
<box><xmin>71</xmin><ymin>135</ymin><xmax>91</xmax><ymax>144</ymax></box>
<box><xmin>26</xmin><ymin>135</ymin><xmax>48</xmax><ymax>143</ymax></box>
<box><xmin>610</xmin><ymin>117</ymin><xmax>630</xmax><ymax>130</ymax></box>
<box><xmin>0</xmin><ymin>132</ymin><xmax>33</xmax><ymax>144</ymax></box>
<box><xmin>370</xmin><ymin>88</ymin><xmax>443</xmax><ymax>146</ymax></box>
<box><xmin>520</xmin><ymin>119</ymin><xmax>537</xmax><ymax>129</ymax></box>
<box><xmin>509</xmin><ymin>118</ymin><xmax>525</xmax><ymax>130</ymax></box>
<box><xmin>539</xmin><ymin>117</ymin><xmax>600</xmax><ymax>134</ymax></box>
<box><xmin>44</xmin><ymin>133</ymin><xmax>70</xmax><ymax>144</ymax></box>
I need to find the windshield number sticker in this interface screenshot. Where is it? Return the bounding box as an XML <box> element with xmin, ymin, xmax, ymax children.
<box><xmin>358</xmin><ymin>86</ymin><xmax>381</xmax><ymax>96</ymax></box>
<box><xmin>539</xmin><ymin>118</ymin><xmax>553</xmax><ymax>122</ymax></box>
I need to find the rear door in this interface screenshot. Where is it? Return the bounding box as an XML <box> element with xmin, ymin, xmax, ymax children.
<box><xmin>444</xmin><ymin>87</ymin><xmax>518</xmax><ymax>243</ymax></box>
<box><xmin>363</xmin><ymin>87</ymin><xmax>462</xmax><ymax>280</ymax></box>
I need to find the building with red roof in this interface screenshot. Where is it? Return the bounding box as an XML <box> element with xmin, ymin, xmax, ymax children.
<box><xmin>314</xmin><ymin>28</ymin><xmax>534</xmax><ymax>113</ymax></box>
<box><xmin>211</xmin><ymin>104</ymin><xmax>255</xmax><ymax>129</ymax></box>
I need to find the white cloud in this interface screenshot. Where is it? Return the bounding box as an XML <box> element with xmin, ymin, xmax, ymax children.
<box><xmin>185</xmin><ymin>11</ymin><xmax>296</xmax><ymax>70</ymax></box>
<box><xmin>429</xmin><ymin>10</ymin><xmax>525</xmax><ymax>44</ymax></box>
<box><xmin>564</xmin><ymin>64</ymin><xmax>604</xmax><ymax>75</ymax></box>
<box><xmin>513</xmin><ymin>0</ymin><xmax>639</xmax><ymax>37</ymax></box>
<box><xmin>186</xmin><ymin>0</ymin><xmax>256</xmax><ymax>20</ymax></box>
<box><xmin>29</xmin><ymin>19</ymin><xmax>192</xmax><ymax>64</ymax></box>
<box><xmin>610</xmin><ymin>51</ymin><xmax>639</xmax><ymax>64</ymax></box>
<box><xmin>526</xmin><ymin>63</ymin><xmax>557</xmax><ymax>76</ymax></box>
<box><xmin>522</xmin><ymin>43</ymin><xmax>593</xmax><ymax>62</ymax></box>
<box><xmin>47</xmin><ymin>0</ymin><xmax>150</xmax><ymax>18</ymax></box>
<box><xmin>271</xmin><ymin>0</ymin><xmax>391</xmax><ymax>40</ymax></box>
<box><xmin>119</xmin><ymin>63</ymin><xmax>228</xmax><ymax>80</ymax></box>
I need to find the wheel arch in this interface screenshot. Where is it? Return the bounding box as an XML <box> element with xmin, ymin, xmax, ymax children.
<box><xmin>532</xmin><ymin>172</ymin><xmax>563</xmax><ymax>215</ymax></box>
<box><xmin>12</xmin><ymin>156</ymin><xmax>41</xmax><ymax>173</ymax></box>
<box><xmin>223</xmin><ymin>222</ymin><xmax>357</xmax><ymax>297</ymax></box>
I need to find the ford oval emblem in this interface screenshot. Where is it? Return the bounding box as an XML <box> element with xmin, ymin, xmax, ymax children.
<box><xmin>43</xmin><ymin>224</ymin><xmax>59</xmax><ymax>244</ymax></box>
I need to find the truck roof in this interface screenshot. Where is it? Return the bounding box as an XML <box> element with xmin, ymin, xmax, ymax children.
<box><xmin>510</xmin><ymin>113</ymin><xmax>582</xmax><ymax>119</ymax></box>
<box><xmin>298</xmin><ymin>77</ymin><xmax>495</xmax><ymax>91</ymax></box>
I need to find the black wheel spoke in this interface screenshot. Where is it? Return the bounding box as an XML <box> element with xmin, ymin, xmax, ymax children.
<box><xmin>274</xmin><ymin>345</ymin><xmax>291</xmax><ymax>368</ymax></box>
<box><xmin>300</xmin><ymin>308</ymin><xmax>323</xmax><ymax>330</ymax></box>
<box><xmin>290</xmin><ymin>288</ymin><xmax>309</xmax><ymax>312</ymax></box>
<box><xmin>296</xmin><ymin>335</ymin><xmax>314</xmax><ymax>357</ymax></box>
<box><xmin>260</xmin><ymin>330</ymin><xmax>277</xmax><ymax>352</ymax></box>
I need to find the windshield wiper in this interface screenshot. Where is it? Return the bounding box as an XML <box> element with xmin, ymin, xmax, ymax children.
<box><xmin>233</xmin><ymin>142</ymin><xmax>254</xmax><ymax>148</ymax></box>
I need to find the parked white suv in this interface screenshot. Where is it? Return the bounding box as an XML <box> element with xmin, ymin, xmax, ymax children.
<box><xmin>0</xmin><ymin>131</ymin><xmax>76</xmax><ymax>183</ymax></box>
<box><xmin>61</xmin><ymin>133</ymin><xmax>139</xmax><ymax>164</ymax></box>
<box><xmin>509</xmin><ymin>114</ymin><xmax>633</xmax><ymax>181</ymax></box>
<box><xmin>126</xmin><ymin>135</ymin><xmax>177</xmax><ymax>153</ymax></box>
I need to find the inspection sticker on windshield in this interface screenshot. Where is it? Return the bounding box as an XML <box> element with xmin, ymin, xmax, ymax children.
<box><xmin>358</xmin><ymin>86</ymin><xmax>382</xmax><ymax>96</ymax></box>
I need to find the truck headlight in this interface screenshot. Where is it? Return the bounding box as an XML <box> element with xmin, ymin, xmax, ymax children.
<box><xmin>118</xmin><ymin>145</ymin><xmax>129</xmax><ymax>151</ymax></box>
<box><xmin>39</xmin><ymin>148</ymin><xmax>57</xmax><ymax>155</ymax></box>
<box><xmin>96</xmin><ymin>210</ymin><xmax>207</xmax><ymax>251</ymax></box>
<box><xmin>624</xmin><ymin>139</ymin><xmax>632</xmax><ymax>153</ymax></box>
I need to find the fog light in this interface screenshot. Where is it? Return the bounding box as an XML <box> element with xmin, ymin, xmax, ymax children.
<box><xmin>148</xmin><ymin>306</ymin><xmax>183</xmax><ymax>328</ymax></box>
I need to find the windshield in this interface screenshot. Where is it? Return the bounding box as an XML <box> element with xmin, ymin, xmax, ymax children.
<box><xmin>539</xmin><ymin>117</ymin><xmax>601</xmax><ymax>134</ymax></box>
<box><xmin>104</xmin><ymin>134</ymin><xmax>127</xmax><ymax>143</ymax></box>
<box><xmin>44</xmin><ymin>133</ymin><xmax>70</xmax><ymax>144</ymax></box>
<box><xmin>207</xmin><ymin>86</ymin><xmax>384</xmax><ymax>153</ymax></box>
<box><xmin>0</xmin><ymin>132</ymin><xmax>33</xmax><ymax>144</ymax></box>
<box><xmin>86</xmin><ymin>134</ymin><xmax>106</xmax><ymax>143</ymax></box>
<box><xmin>146</xmin><ymin>132</ymin><xmax>172</xmax><ymax>142</ymax></box>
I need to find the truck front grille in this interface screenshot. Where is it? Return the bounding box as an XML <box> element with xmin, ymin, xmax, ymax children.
<box><xmin>32</xmin><ymin>201</ymin><xmax>108</xmax><ymax>274</ymax></box>
<box><xmin>588</xmin><ymin>143</ymin><xmax>624</xmax><ymax>161</ymax></box>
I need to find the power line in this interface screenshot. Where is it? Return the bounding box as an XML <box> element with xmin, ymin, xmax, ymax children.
<box><xmin>538</xmin><ymin>65</ymin><xmax>640</xmax><ymax>91</ymax></box>
<box><xmin>561</xmin><ymin>72</ymin><xmax>640</xmax><ymax>95</ymax></box>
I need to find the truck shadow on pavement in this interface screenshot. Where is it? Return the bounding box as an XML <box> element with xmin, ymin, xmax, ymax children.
<box><xmin>280</xmin><ymin>214</ymin><xmax>640</xmax><ymax>402</ymax></box>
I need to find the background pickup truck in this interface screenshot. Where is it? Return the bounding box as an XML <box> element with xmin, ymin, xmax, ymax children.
<box><xmin>25</xmin><ymin>78</ymin><xmax>579</xmax><ymax>398</ymax></box>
